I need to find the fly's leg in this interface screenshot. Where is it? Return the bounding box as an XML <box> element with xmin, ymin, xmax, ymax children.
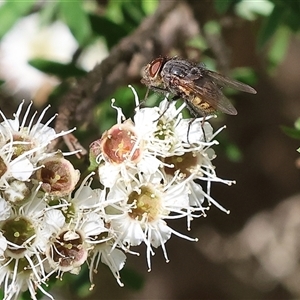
<box><xmin>200</xmin><ymin>116</ymin><xmax>207</xmax><ymax>143</ymax></box>
<box><xmin>186</xmin><ymin>117</ymin><xmax>207</xmax><ymax>143</ymax></box>
<box><xmin>153</xmin><ymin>95</ymin><xmax>180</xmax><ymax>122</ymax></box>
<box><xmin>139</xmin><ymin>85</ymin><xmax>169</xmax><ymax>109</ymax></box>
<box><xmin>184</xmin><ymin>100</ymin><xmax>207</xmax><ymax>143</ymax></box>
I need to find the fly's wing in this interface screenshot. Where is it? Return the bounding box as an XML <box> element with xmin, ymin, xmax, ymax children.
<box><xmin>180</xmin><ymin>77</ymin><xmax>237</xmax><ymax>115</ymax></box>
<box><xmin>204</xmin><ymin>69</ymin><xmax>257</xmax><ymax>94</ymax></box>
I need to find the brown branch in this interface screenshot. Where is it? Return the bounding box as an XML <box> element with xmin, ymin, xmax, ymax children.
<box><xmin>54</xmin><ymin>0</ymin><xmax>199</xmax><ymax>156</ymax></box>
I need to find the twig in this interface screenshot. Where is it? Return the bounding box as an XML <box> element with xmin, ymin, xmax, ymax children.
<box><xmin>54</xmin><ymin>0</ymin><xmax>199</xmax><ymax>155</ymax></box>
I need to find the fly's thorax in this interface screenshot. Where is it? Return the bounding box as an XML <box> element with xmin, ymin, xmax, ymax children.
<box><xmin>162</xmin><ymin>58</ymin><xmax>194</xmax><ymax>79</ymax></box>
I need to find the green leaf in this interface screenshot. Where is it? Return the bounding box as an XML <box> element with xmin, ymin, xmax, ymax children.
<box><xmin>295</xmin><ymin>117</ymin><xmax>300</xmax><ymax>131</ymax></box>
<box><xmin>58</xmin><ymin>1</ymin><xmax>91</xmax><ymax>46</ymax></box>
<box><xmin>39</xmin><ymin>2</ymin><xmax>60</xmax><ymax>27</ymax></box>
<box><xmin>104</xmin><ymin>1</ymin><xmax>123</xmax><ymax>24</ymax></box>
<box><xmin>0</xmin><ymin>0</ymin><xmax>36</xmax><ymax>39</ymax></box>
<box><xmin>267</xmin><ymin>26</ymin><xmax>290</xmax><ymax>68</ymax></box>
<box><xmin>215</xmin><ymin>131</ymin><xmax>243</xmax><ymax>162</ymax></box>
<box><xmin>89</xmin><ymin>14</ymin><xmax>128</xmax><ymax>49</ymax></box>
<box><xmin>203</xmin><ymin>20</ymin><xmax>221</xmax><ymax>35</ymax></box>
<box><xmin>235</xmin><ymin>0</ymin><xmax>274</xmax><ymax>21</ymax></box>
<box><xmin>214</xmin><ymin>0</ymin><xmax>237</xmax><ymax>14</ymax></box>
<box><xmin>265</xmin><ymin>0</ymin><xmax>300</xmax><ymax>31</ymax></box>
<box><xmin>257</xmin><ymin>4</ymin><xmax>283</xmax><ymax>49</ymax></box>
<box><xmin>230</xmin><ymin>67</ymin><xmax>257</xmax><ymax>86</ymax></box>
<box><xmin>281</xmin><ymin>125</ymin><xmax>300</xmax><ymax>140</ymax></box>
<box><xmin>28</xmin><ymin>58</ymin><xmax>87</xmax><ymax>78</ymax></box>
<box><xmin>120</xmin><ymin>1</ymin><xmax>145</xmax><ymax>28</ymax></box>
<box><xmin>141</xmin><ymin>0</ymin><xmax>158</xmax><ymax>15</ymax></box>
<box><xmin>120</xmin><ymin>268</ymin><xmax>145</xmax><ymax>290</ymax></box>
<box><xmin>0</xmin><ymin>80</ymin><xmax>4</xmax><ymax>86</ymax></box>
<box><xmin>225</xmin><ymin>143</ymin><xmax>243</xmax><ymax>162</ymax></box>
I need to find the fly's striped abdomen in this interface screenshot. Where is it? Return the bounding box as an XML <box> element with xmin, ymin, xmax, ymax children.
<box><xmin>190</xmin><ymin>96</ymin><xmax>215</xmax><ymax>115</ymax></box>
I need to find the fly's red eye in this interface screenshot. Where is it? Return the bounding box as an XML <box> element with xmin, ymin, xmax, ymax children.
<box><xmin>149</xmin><ymin>58</ymin><xmax>163</xmax><ymax>77</ymax></box>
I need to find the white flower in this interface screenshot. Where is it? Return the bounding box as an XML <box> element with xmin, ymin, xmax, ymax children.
<box><xmin>0</xmin><ymin>101</ymin><xmax>74</xmax><ymax>161</ymax></box>
<box><xmin>104</xmin><ymin>173</ymin><xmax>197</xmax><ymax>271</ymax></box>
<box><xmin>0</xmin><ymin>185</ymin><xmax>55</xmax><ymax>300</ymax></box>
<box><xmin>134</xmin><ymin>94</ymin><xmax>187</xmax><ymax>156</ymax></box>
<box><xmin>161</xmin><ymin>126</ymin><xmax>235</xmax><ymax>219</ymax></box>
<box><xmin>89</xmin><ymin>241</ymin><xmax>127</xmax><ymax>287</ymax></box>
<box><xmin>0</xmin><ymin>137</ymin><xmax>35</xmax><ymax>186</ymax></box>
<box><xmin>1</xmin><ymin>187</ymin><xmax>47</xmax><ymax>258</ymax></box>
<box><xmin>134</xmin><ymin>94</ymin><xmax>210</xmax><ymax>156</ymax></box>
<box><xmin>43</xmin><ymin>207</ymin><xmax>89</xmax><ymax>276</ymax></box>
<box><xmin>0</xmin><ymin>264</ymin><xmax>53</xmax><ymax>300</ymax></box>
<box><xmin>88</xmin><ymin>85</ymin><xmax>236</xmax><ymax>270</ymax></box>
<box><xmin>0</xmin><ymin>12</ymin><xmax>78</xmax><ymax>100</ymax></box>
<box><xmin>43</xmin><ymin>209</ymin><xmax>66</xmax><ymax>238</ymax></box>
<box><xmin>36</xmin><ymin>153</ymin><xmax>80</xmax><ymax>197</ymax></box>
<box><xmin>71</xmin><ymin>184</ymin><xmax>103</xmax><ymax>211</ymax></box>
<box><xmin>95</xmin><ymin>108</ymin><xmax>161</xmax><ymax>188</ymax></box>
<box><xmin>0</xmin><ymin>233</ymin><xmax>7</xmax><ymax>259</ymax></box>
<box><xmin>42</xmin><ymin>184</ymin><xmax>108</xmax><ymax>278</ymax></box>
<box><xmin>0</xmin><ymin>197</ymin><xmax>11</xmax><ymax>221</ymax></box>
<box><xmin>0</xmin><ymin>101</ymin><xmax>76</xmax><ymax>191</ymax></box>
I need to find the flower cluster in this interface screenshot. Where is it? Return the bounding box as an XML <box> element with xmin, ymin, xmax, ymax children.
<box><xmin>0</xmin><ymin>86</ymin><xmax>234</xmax><ymax>299</ymax></box>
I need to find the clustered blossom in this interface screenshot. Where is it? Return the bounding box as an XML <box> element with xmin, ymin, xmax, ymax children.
<box><xmin>0</xmin><ymin>87</ymin><xmax>234</xmax><ymax>299</ymax></box>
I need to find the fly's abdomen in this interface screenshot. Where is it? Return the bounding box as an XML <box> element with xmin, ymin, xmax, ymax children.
<box><xmin>190</xmin><ymin>95</ymin><xmax>216</xmax><ymax>115</ymax></box>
